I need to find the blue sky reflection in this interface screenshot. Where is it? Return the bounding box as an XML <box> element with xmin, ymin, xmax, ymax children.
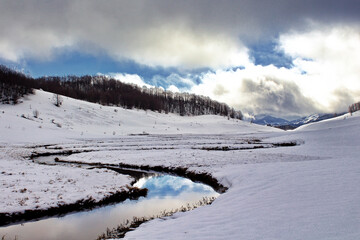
<box><xmin>136</xmin><ymin>175</ymin><xmax>216</xmax><ymax>198</ymax></box>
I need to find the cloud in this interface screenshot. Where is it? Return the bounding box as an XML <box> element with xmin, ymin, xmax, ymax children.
<box><xmin>213</xmin><ymin>84</ymin><xmax>229</xmax><ymax>96</ymax></box>
<box><xmin>1</xmin><ymin>1</ymin><xmax>359</xmax><ymax>69</ymax></box>
<box><xmin>189</xmin><ymin>25</ymin><xmax>360</xmax><ymax>117</ymax></box>
<box><xmin>331</xmin><ymin>88</ymin><xmax>360</xmax><ymax>112</ymax></box>
<box><xmin>151</xmin><ymin>73</ymin><xmax>197</xmax><ymax>90</ymax></box>
<box><xmin>121</xmin><ymin>27</ymin><xmax>250</xmax><ymax>69</ymax></box>
<box><xmin>279</xmin><ymin>25</ymin><xmax>360</xmax><ymax>110</ymax></box>
<box><xmin>167</xmin><ymin>85</ymin><xmax>180</xmax><ymax>93</ymax></box>
<box><xmin>109</xmin><ymin>73</ymin><xmax>153</xmax><ymax>88</ymax></box>
<box><xmin>1</xmin><ymin>1</ymin><xmax>360</xmax><ymax>117</ymax></box>
<box><xmin>0</xmin><ymin>1</ymin><xmax>251</xmax><ymax>68</ymax></box>
<box><xmin>240</xmin><ymin>77</ymin><xmax>319</xmax><ymax>115</ymax></box>
<box><xmin>190</xmin><ymin>66</ymin><xmax>321</xmax><ymax>118</ymax></box>
<box><xmin>0</xmin><ymin>1</ymin><xmax>74</xmax><ymax>62</ymax></box>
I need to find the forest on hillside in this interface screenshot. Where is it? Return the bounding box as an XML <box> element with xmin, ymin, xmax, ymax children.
<box><xmin>0</xmin><ymin>65</ymin><xmax>243</xmax><ymax>119</ymax></box>
<box><xmin>348</xmin><ymin>101</ymin><xmax>360</xmax><ymax>114</ymax></box>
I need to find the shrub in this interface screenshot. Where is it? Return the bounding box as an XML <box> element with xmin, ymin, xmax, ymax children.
<box><xmin>33</xmin><ymin>110</ymin><xmax>39</xmax><ymax>118</ymax></box>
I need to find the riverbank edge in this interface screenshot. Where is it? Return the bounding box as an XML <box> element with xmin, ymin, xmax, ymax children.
<box><xmin>0</xmin><ymin>151</ymin><xmax>227</xmax><ymax>227</ymax></box>
<box><xmin>54</xmin><ymin>158</ymin><xmax>228</xmax><ymax>194</ymax></box>
<box><xmin>0</xmin><ymin>186</ymin><xmax>148</xmax><ymax>227</ymax></box>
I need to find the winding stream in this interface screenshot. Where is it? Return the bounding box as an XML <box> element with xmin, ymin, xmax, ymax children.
<box><xmin>0</xmin><ymin>156</ymin><xmax>219</xmax><ymax>240</ymax></box>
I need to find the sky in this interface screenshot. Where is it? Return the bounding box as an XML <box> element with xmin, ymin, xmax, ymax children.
<box><xmin>1</xmin><ymin>0</ymin><xmax>360</xmax><ymax>119</ymax></box>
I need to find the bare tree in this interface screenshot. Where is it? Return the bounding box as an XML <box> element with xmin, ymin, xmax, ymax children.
<box><xmin>33</xmin><ymin>109</ymin><xmax>39</xmax><ymax>118</ymax></box>
<box><xmin>53</xmin><ymin>94</ymin><xmax>63</xmax><ymax>107</ymax></box>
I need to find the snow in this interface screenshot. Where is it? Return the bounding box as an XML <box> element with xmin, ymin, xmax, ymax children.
<box><xmin>0</xmin><ymin>147</ymin><xmax>133</xmax><ymax>213</ymax></box>
<box><xmin>1</xmin><ymin>90</ymin><xmax>360</xmax><ymax>240</ymax></box>
<box><xmin>127</xmin><ymin>159</ymin><xmax>360</xmax><ymax>240</ymax></box>
<box><xmin>122</xmin><ymin>113</ymin><xmax>360</xmax><ymax>240</ymax></box>
<box><xmin>0</xmin><ymin>90</ymin><xmax>274</xmax><ymax>216</ymax></box>
<box><xmin>0</xmin><ymin>90</ymin><xmax>275</xmax><ymax>144</ymax></box>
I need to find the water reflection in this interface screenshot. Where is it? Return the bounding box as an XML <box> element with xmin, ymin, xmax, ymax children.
<box><xmin>135</xmin><ymin>175</ymin><xmax>215</xmax><ymax>198</ymax></box>
<box><xmin>0</xmin><ymin>175</ymin><xmax>219</xmax><ymax>240</ymax></box>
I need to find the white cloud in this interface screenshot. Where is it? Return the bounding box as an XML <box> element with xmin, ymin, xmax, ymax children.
<box><xmin>0</xmin><ymin>21</ymin><xmax>74</xmax><ymax>62</ymax></box>
<box><xmin>1</xmin><ymin>1</ymin><xmax>359</xmax><ymax>117</ymax></box>
<box><xmin>110</xmin><ymin>73</ymin><xmax>153</xmax><ymax>88</ymax></box>
<box><xmin>167</xmin><ymin>85</ymin><xmax>180</xmax><ymax>93</ymax></box>
<box><xmin>151</xmin><ymin>73</ymin><xmax>196</xmax><ymax>91</ymax></box>
<box><xmin>0</xmin><ymin>41</ymin><xmax>19</xmax><ymax>62</ymax></box>
<box><xmin>279</xmin><ymin>25</ymin><xmax>360</xmax><ymax>109</ymax></box>
<box><xmin>7</xmin><ymin>0</ymin><xmax>360</xmax><ymax>70</ymax></box>
<box><xmin>190</xmin><ymin>25</ymin><xmax>360</xmax><ymax>117</ymax></box>
<box><xmin>120</xmin><ymin>27</ymin><xmax>250</xmax><ymax>69</ymax></box>
<box><xmin>190</xmin><ymin>65</ymin><xmax>320</xmax><ymax>118</ymax></box>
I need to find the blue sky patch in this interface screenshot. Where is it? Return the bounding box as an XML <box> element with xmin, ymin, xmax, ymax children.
<box><xmin>0</xmin><ymin>49</ymin><xmax>207</xmax><ymax>90</ymax></box>
<box><xmin>248</xmin><ymin>40</ymin><xmax>294</xmax><ymax>68</ymax></box>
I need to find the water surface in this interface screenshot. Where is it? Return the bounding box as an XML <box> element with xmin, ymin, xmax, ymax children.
<box><xmin>0</xmin><ymin>175</ymin><xmax>219</xmax><ymax>240</ymax></box>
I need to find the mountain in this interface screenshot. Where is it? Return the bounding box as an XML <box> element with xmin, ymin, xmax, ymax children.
<box><xmin>252</xmin><ymin>115</ymin><xmax>291</xmax><ymax>126</ymax></box>
<box><xmin>290</xmin><ymin>113</ymin><xmax>344</xmax><ymax>127</ymax></box>
<box><xmin>253</xmin><ymin>113</ymin><xmax>345</xmax><ymax>130</ymax></box>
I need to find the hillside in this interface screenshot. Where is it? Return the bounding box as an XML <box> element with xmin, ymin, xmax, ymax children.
<box><xmin>0</xmin><ymin>90</ymin><xmax>274</xmax><ymax>144</ymax></box>
<box><xmin>0</xmin><ymin>65</ymin><xmax>242</xmax><ymax>119</ymax></box>
<box><xmin>0</xmin><ymin>88</ymin><xmax>359</xmax><ymax>240</ymax></box>
<box><xmin>124</xmin><ymin>111</ymin><xmax>360</xmax><ymax>240</ymax></box>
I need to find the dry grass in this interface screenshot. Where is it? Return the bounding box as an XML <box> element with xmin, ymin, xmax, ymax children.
<box><xmin>97</xmin><ymin>196</ymin><xmax>217</xmax><ymax>239</ymax></box>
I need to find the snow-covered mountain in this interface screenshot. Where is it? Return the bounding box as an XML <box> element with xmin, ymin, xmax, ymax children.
<box><xmin>253</xmin><ymin>113</ymin><xmax>345</xmax><ymax>129</ymax></box>
<box><xmin>290</xmin><ymin>113</ymin><xmax>345</xmax><ymax>126</ymax></box>
<box><xmin>252</xmin><ymin>115</ymin><xmax>291</xmax><ymax>126</ymax></box>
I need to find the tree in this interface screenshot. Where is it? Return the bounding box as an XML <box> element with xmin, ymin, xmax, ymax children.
<box><xmin>1</xmin><ymin>65</ymin><xmax>244</xmax><ymax>119</ymax></box>
<box><xmin>53</xmin><ymin>94</ymin><xmax>63</xmax><ymax>107</ymax></box>
<box><xmin>33</xmin><ymin>109</ymin><xmax>39</xmax><ymax>118</ymax></box>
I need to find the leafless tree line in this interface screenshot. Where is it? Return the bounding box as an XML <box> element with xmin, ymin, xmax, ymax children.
<box><xmin>0</xmin><ymin>65</ymin><xmax>242</xmax><ymax>119</ymax></box>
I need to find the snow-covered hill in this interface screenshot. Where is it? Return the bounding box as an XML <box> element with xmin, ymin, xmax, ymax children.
<box><xmin>0</xmin><ymin>90</ymin><xmax>277</xmax><ymax>144</ymax></box>
<box><xmin>1</xmin><ymin>90</ymin><xmax>359</xmax><ymax>240</ymax></box>
<box><xmin>290</xmin><ymin>113</ymin><xmax>345</xmax><ymax>126</ymax></box>
<box><xmin>124</xmin><ymin>111</ymin><xmax>360</xmax><ymax>240</ymax></box>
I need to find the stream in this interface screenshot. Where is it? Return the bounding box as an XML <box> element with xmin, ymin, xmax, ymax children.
<box><xmin>0</xmin><ymin>156</ymin><xmax>220</xmax><ymax>240</ymax></box>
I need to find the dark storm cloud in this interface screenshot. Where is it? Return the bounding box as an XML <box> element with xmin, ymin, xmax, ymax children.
<box><xmin>332</xmin><ymin>88</ymin><xmax>360</xmax><ymax>113</ymax></box>
<box><xmin>1</xmin><ymin>0</ymin><xmax>359</xmax><ymax>66</ymax></box>
<box><xmin>240</xmin><ymin>77</ymin><xmax>320</xmax><ymax>117</ymax></box>
<box><xmin>1</xmin><ymin>0</ymin><xmax>359</xmax><ymax>117</ymax></box>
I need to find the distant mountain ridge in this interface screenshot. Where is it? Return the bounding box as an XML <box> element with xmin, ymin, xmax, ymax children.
<box><xmin>253</xmin><ymin>113</ymin><xmax>345</xmax><ymax>130</ymax></box>
<box><xmin>252</xmin><ymin>115</ymin><xmax>291</xmax><ymax>126</ymax></box>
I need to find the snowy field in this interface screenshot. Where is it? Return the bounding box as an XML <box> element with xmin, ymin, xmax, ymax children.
<box><xmin>1</xmin><ymin>90</ymin><xmax>359</xmax><ymax>239</ymax></box>
<box><xmin>0</xmin><ymin>90</ymin><xmax>275</xmax><ymax>144</ymax></box>
<box><xmin>0</xmin><ymin>147</ymin><xmax>133</xmax><ymax>213</ymax></box>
